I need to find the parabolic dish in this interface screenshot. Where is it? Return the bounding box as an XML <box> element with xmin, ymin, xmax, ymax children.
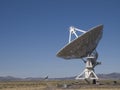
<box><xmin>56</xmin><ymin>24</ymin><xmax>103</xmax><ymax>59</ymax></box>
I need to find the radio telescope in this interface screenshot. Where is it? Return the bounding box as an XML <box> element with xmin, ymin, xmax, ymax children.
<box><xmin>56</xmin><ymin>25</ymin><xmax>103</xmax><ymax>83</ymax></box>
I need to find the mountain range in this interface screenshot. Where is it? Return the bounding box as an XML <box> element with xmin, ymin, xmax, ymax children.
<box><xmin>0</xmin><ymin>73</ymin><xmax>120</xmax><ymax>81</ymax></box>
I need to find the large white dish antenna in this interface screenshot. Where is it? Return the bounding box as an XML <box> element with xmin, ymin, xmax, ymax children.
<box><xmin>56</xmin><ymin>24</ymin><xmax>104</xmax><ymax>83</ymax></box>
<box><xmin>57</xmin><ymin>25</ymin><xmax>103</xmax><ymax>59</ymax></box>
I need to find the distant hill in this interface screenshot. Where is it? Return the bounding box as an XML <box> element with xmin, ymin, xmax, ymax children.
<box><xmin>97</xmin><ymin>73</ymin><xmax>120</xmax><ymax>80</ymax></box>
<box><xmin>0</xmin><ymin>76</ymin><xmax>22</xmax><ymax>81</ymax></box>
<box><xmin>0</xmin><ymin>73</ymin><xmax>120</xmax><ymax>81</ymax></box>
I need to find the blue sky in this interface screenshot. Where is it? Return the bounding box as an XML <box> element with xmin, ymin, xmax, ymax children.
<box><xmin>0</xmin><ymin>0</ymin><xmax>120</xmax><ymax>78</ymax></box>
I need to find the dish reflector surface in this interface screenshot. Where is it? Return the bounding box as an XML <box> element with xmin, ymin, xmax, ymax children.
<box><xmin>57</xmin><ymin>25</ymin><xmax>103</xmax><ymax>59</ymax></box>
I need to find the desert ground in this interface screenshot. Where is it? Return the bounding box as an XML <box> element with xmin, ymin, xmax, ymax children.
<box><xmin>0</xmin><ymin>80</ymin><xmax>120</xmax><ymax>90</ymax></box>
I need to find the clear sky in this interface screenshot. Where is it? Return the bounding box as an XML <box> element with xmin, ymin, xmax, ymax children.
<box><xmin>0</xmin><ymin>0</ymin><xmax>120</xmax><ymax>78</ymax></box>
